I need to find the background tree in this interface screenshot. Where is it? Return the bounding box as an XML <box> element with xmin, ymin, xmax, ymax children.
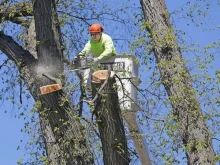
<box><xmin>139</xmin><ymin>0</ymin><xmax>215</xmax><ymax>164</ymax></box>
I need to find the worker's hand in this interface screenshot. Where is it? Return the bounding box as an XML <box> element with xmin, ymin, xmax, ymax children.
<box><xmin>74</xmin><ymin>54</ymin><xmax>83</xmax><ymax>59</ymax></box>
<box><xmin>93</xmin><ymin>57</ymin><xmax>99</xmax><ymax>62</ymax></box>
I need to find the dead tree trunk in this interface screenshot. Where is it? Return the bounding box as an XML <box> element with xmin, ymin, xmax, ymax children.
<box><xmin>91</xmin><ymin>71</ymin><xmax>129</xmax><ymax>165</ymax></box>
<box><xmin>139</xmin><ymin>0</ymin><xmax>215</xmax><ymax>164</ymax></box>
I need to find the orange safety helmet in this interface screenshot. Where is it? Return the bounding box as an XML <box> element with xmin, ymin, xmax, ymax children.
<box><xmin>89</xmin><ymin>24</ymin><xmax>104</xmax><ymax>33</ymax></box>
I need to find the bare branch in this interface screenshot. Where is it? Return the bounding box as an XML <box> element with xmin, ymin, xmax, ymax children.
<box><xmin>212</xmin><ymin>138</ymin><xmax>220</xmax><ymax>142</ymax></box>
<box><xmin>58</xmin><ymin>11</ymin><xmax>92</xmax><ymax>26</ymax></box>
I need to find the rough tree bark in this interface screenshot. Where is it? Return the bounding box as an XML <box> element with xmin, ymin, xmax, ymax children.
<box><xmin>92</xmin><ymin>73</ymin><xmax>129</xmax><ymax>165</ymax></box>
<box><xmin>0</xmin><ymin>0</ymin><xmax>94</xmax><ymax>164</ymax></box>
<box><xmin>140</xmin><ymin>0</ymin><xmax>215</xmax><ymax>164</ymax></box>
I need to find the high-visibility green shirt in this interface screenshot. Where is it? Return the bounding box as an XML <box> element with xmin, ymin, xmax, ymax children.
<box><xmin>79</xmin><ymin>33</ymin><xmax>116</xmax><ymax>60</ymax></box>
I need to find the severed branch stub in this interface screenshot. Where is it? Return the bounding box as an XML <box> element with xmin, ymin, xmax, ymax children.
<box><xmin>83</xmin><ymin>70</ymin><xmax>113</xmax><ymax>106</ymax></box>
<box><xmin>40</xmin><ymin>73</ymin><xmax>62</xmax><ymax>95</ymax></box>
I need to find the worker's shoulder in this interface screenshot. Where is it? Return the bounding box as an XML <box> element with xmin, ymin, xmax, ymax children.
<box><xmin>102</xmin><ymin>33</ymin><xmax>113</xmax><ymax>40</ymax></box>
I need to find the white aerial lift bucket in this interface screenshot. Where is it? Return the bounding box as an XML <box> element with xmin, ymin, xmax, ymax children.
<box><xmin>99</xmin><ymin>54</ymin><xmax>140</xmax><ymax>111</ymax></box>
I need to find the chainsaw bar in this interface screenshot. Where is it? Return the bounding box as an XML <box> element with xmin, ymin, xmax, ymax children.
<box><xmin>69</xmin><ymin>66</ymin><xmax>90</xmax><ymax>72</ymax></box>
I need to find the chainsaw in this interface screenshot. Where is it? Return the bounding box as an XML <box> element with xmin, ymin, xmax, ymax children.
<box><xmin>71</xmin><ymin>55</ymin><xmax>94</xmax><ymax>71</ymax></box>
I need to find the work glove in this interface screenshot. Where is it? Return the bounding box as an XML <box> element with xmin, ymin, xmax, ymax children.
<box><xmin>74</xmin><ymin>54</ymin><xmax>84</xmax><ymax>59</ymax></box>
<box><xmin>93</xmin><ymin>57</ymin><xmax>100</xmax><ymax>62</ymax></box>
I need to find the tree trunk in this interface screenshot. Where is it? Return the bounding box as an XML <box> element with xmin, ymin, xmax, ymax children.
<box><xmin>32</xmin><ymin>0</ymin><xmax>93</xmax><ymax>164</ymax></box>
<box><xmin>139</xmin><ymin>0</ymin><xmax>215</xmax><ymax>164</ymax></box>
<box><xmin>0</xmin><ymin>0</ymin><xmax>94</xmax><ymax>164</ymax></box>
<box><xmin>92</xmin><ymin>77</ymin><xmax>129</xmax><ymax>165</ymax></box>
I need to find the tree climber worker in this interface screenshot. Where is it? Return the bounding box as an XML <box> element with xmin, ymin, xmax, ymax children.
<box><xmin>76</xmin><ymin>23</ymin><xmax>117</xmax><ymax>86</ymax></box>
<box><xmin>78</xmin><ymin>23</ymin><xmax>116</xmax><ymax>62</ymax></box>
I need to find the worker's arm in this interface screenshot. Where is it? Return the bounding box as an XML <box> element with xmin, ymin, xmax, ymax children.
<box><xmin>98</xmin><ymin>36</ymin><xmax>116</xmax><ymax>60</ymax></box>
<box><xmin>79</xmin><ymin>41</ymin><xmax>91</xmax><ymax>56</ymax></box>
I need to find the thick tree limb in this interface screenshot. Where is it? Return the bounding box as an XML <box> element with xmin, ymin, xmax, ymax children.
<box><xmin>0</xmin><ymin>31</ymin><xmax>36</xmax><ymax>64</ymax></box>
<box><xmin>9</xmin><ymin>17</ymin><xmax>30</xmax><ymax>27</ymax></box>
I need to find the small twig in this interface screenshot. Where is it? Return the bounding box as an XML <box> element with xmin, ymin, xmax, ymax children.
<box><xmin>0</xmin><ymin>59</ymin><xmax>9</xmax><ymax>69</ymax></box>
<box><xmin>115</xmin><ymin>74</ymin><xmax>126</xmax><ymax>98</ymax></box>
<box><xmin>212</xmin><ymin>138</ymin><xmax>220</xmax><ymax>142</ymax></box>
<box><xmin>116</xmin><ymin>76</ymin><xmax>164</xmax><ymax>122</ymax></box>
<box><xmin>128</xmin><ymin>78</ymin><xmax>149</xmax><ymax>100</ymax></box>
<box><xmin>19</xmin><ymin>79</ymin><xmax>22</xmax><ymax>104</ymax></box>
